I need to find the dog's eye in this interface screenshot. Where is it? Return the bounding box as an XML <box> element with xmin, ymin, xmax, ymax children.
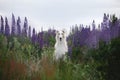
<box><xmin>58</xmin><ymin>33</ymin><xmax>60</xmax><ymax>35</ymax></box>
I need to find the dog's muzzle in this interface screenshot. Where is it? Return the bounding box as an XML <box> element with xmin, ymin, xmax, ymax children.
<box><xmin>60</xmin><ymin>38</ymin><xmax>62</xmax><ymax>41</ymax></box>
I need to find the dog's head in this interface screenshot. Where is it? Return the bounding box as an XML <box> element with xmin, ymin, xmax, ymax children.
<box><xmin>56</xmin><ymin>30</ymin><xmax>66</xmax><ymax>42</ymax></box>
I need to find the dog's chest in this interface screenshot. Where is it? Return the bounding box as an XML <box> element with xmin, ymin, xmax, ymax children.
<box><xmin>55</xmin><ymin>42</ymin><xmax>66</xmax><ymax>53</ymax></box>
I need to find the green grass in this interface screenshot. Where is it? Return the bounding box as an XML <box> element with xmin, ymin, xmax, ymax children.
<box><xmin>0</xmin><ymin>47</ymin><xmax>101</xmax><ymax>80</ymax></box>
<box><xmin>2</xmin><ymin>35</ymin><xmax>120</xmax><ymax>80</ymax></box>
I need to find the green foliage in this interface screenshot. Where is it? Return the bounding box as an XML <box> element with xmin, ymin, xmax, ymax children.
<box><xmin>71</xmin><ymin>47</ymin><xmax>84</xmax><ymax>63</ymax></box>
<box><xmin>0</xmin><ymin>34</ymin><xmax>120</xmax><ymax>80</ymax></box>
<box><xmin>84</xmin><ymin>38</ymin><xmax>120</xmax><ymax>80</ymax></box>
<box><xmin>0</xmin><ymin>35</ymin><xmax>8</xmax><ymax>55</ymax></box>
<box><xmin>106</xmin><ymin>37</ymin><xmax>120</xmax><ymax>80</ymax></box>
<box><xmin>0</xmin><ymin>35</ymin><xmax>43</xmax><ymax>80</ymax></box>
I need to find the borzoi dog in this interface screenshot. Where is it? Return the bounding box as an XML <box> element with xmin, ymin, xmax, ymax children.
<box><xmin>54</xmin><ymin>30</ymin><xmax>68</xmax><ymax>60</ymax></box>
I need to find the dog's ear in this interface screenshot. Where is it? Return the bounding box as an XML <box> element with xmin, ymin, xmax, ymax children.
<box><xmin>62</xmin><ymin>29</ymin><xmax>68</xmax><ymax>37</ymax></box>
<box><xmin>62</xmin><ymin>30</ymin><xmax>65</xmax><ymax>33</ymax></box>
<box><xmin>62</xmin><ymin>29</ymin><xmax>66</xmax><ymax>34</ymax></box>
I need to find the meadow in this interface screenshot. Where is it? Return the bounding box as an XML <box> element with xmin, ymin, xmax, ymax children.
<box><xmin>0</xmin><ymin>13</ymin><xmax>120</xmax><ymax>80</ymax></box>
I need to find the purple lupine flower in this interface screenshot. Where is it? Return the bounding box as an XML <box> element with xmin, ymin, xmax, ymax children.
<box><xmin>67</xmin><ymin>33</ymin><xmax>73</xmax><ymax>57</ymax></box>
<box><xmin>92</xmin><ymin>20</ymin><xmax>96</xmax><ymax>30</ymax></box>
<box><xmin>51</xmin><ymin>29</ymin><xmax>56</xmax><ymax>38</ymax></box>
<box><xmin>89</xmin><ymin>31</ymin><xmax>98</xmax><ymax>48</ymax></box>
<box><xmin>68</xmin><ymin>47</ymin><xmax>72</xmax><ymax>58</ymax></box>
<box><xmin>103</xmin><ymin>13</ymin><xmax>109</xmax><ymax>23</ymax></box>
<box><xmin>42</xmin><ymin>28</ymin><xmax>56</xmax><ymax>47</ymax></box>
<box><xmin>79</xmin><ymin>27</ymin><xmax>89</xmax><ymax>46</ymax></box>
<box><xmin>17</xmin><ymin>16</ymin><xmax>21</xmax><ymax>36</ymax></box>
<box><xmin>98</xmin><ymin>24</ymin><xmax>101</xmax><ymax>30</ymax></box>
<box><xmin>110</xmin><ymin>16</ymin><xmax>119</xmax><ymax>39</ymax></box>
<box><xmin>11</xmin><ymin>13</ymin><xmax>16</xmax><ymax>35</ymax></box>
<box><xmin>67</xmin><ymin>13</ymin><xmax>120</xmax><ymax>49</ymax></box>
<box><xmin>28</xmin><ymin>26</ymin><xmax>31</xmax><ymax>38</ymax></box>
<box><xmin>103</xmin><ymin>28</ymin><xmax>111</xmax><ymax>43</ymax></box>
<box><xmin>1</xmin><ymin>16</ymin><xmax>4</xmax><ymax>34</ymax></box>
<box><xmin>101</xmin><ymin>13</ymin><xmax>110</xmax><ymax>30</ymax></box>
<box><xmin>23</xmin><ymin>17</ymin><xmax>28</xmax><ymax>37</ymax></box>
<box><xmin>38</xmin><ymin>31</ymin><xmax>43</xmax><ymax>49</ymax></box>
<box><xmin>32</xmin><ymin>28</ymin><xmax>36</xmax><ymax>44</ymax></box>
<box><xmin>5</xmin><ymin>17</ymin><xmax>10</xmax><ymax>36</ymax></box>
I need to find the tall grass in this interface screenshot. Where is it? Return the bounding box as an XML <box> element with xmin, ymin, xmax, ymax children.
<box><xmin>0</xmin><ymin>35</ymin><xmax>101</xmax><ymax>80</ymax></box>
<box><xmin>1</xmin><ymin>31</ymin><xmax>120</xmax><ymax>80</ymax></box>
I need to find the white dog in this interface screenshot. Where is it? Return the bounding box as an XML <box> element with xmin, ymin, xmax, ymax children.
<box><xmin>54</xmin><ymin>30</ymin><xmax>68</xmax><ymax>60</ymax></box>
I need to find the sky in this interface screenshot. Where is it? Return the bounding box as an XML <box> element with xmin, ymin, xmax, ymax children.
<box><xmin>0</xmin><ymin>0</ymin><xmax>120</xmax><ymax>32</ymax></box>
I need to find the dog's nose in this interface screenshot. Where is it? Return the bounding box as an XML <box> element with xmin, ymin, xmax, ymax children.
<box><xmin>60</xmin><ymin>38</ymin><xmax>62</xmax><ymax>41</ymax></box>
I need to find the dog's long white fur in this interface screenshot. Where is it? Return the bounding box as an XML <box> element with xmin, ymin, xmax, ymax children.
<box><xmin>54</xmin><ymin>30</ymin><xmax>68</xmax><ymax>60</ymax></box>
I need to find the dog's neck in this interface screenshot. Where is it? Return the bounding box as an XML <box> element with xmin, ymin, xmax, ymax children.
<box><xmin>56</xmin><ymin>40</ymin><xmax>66</xmax><ymax>45</ymax></box>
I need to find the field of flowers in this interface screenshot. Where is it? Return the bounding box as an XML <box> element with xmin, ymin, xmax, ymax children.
<box><xmin>0</xmin><ymin>13</ymin><xmax>120</xmax><ymax>80</ymax></box>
